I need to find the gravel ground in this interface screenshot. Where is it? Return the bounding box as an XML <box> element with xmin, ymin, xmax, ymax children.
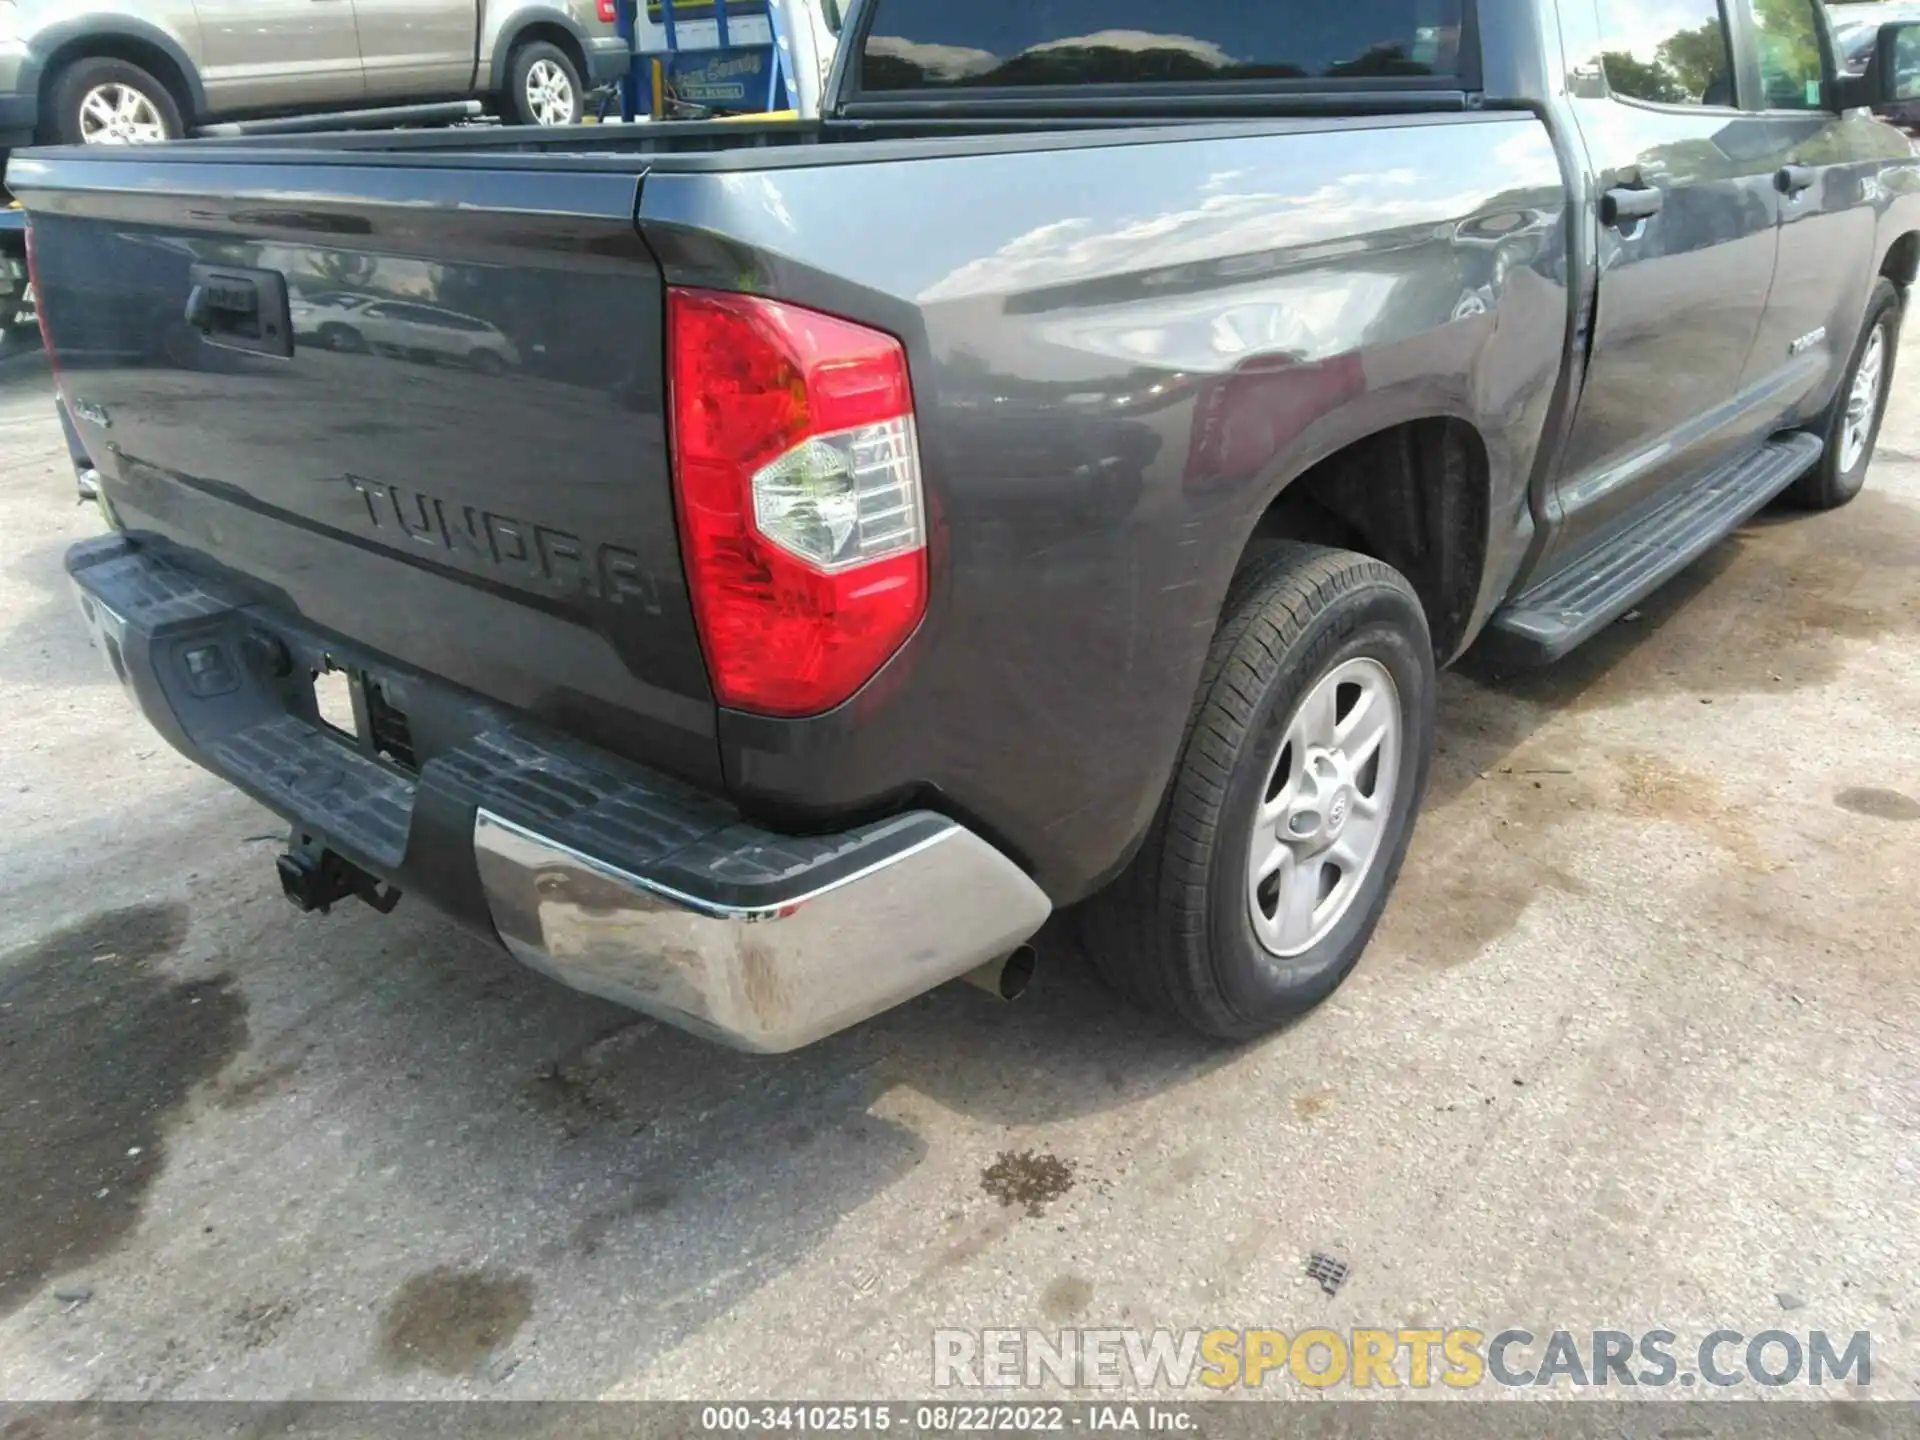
<box><xmin>0</xmin><ymin>336</ymin><xmax>1915</xmax><ymax>1404</ymax></box>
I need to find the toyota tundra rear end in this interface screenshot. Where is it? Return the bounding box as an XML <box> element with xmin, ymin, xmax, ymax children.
<box><xmin>16</xmin><ymin>135</ymin><xmax>1072</xmax><ymax>1051</ymax></box>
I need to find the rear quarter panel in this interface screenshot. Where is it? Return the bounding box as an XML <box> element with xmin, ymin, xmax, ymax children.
<box><xmin>641</xmin><ymin>114</ymin><xmax>1572</xmax><ymax>901</ymax></box>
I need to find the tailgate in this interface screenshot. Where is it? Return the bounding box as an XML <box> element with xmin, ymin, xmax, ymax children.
<box><xmin>15</xmin><ymin>153</ymin><xmax>718</xmax><ymax>786</ymax></box>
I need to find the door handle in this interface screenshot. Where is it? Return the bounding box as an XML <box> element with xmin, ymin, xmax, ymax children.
<box><xmin>1777</xmin><ymin>164</ymin><xmax>1818</xmax><ymax>196</ymax></box>
<box><xmin>1600</xmin><ymin>184</ymin><xmax>1665</xmax><ymax>230</ymax></box>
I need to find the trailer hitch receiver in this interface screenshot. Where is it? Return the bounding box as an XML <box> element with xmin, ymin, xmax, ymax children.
<box><xmin>276</xmin><ymin>840</ymin><xmax>401</xmax><ymax>916</ymax></box>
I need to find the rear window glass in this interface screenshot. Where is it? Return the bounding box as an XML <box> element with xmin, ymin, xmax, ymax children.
<box><xmin>856</xmin><ymin>0</ymin><xmax>1468</xmax><ymax>92</ymax></box>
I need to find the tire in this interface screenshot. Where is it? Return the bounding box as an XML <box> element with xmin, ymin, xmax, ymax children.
<box><xmin>1080</xmin><ymin>543</ymin><xmax>1436</xmax><ymax>1041</ymax></box>
<box><xmin>317</xmin><ymin>324</ymin><xmax>366</xmax><ymax>354</ymax></box>
<box><xmin>46</xmin><ymin>57</ymin><xmax>185</xmax><ymax>146</ymax></box>
<box><xmin>468</xmin><ymin>348</ymin><xmax>506</xmax><ymax>375</ymax></box>
<box><xmin>505</xmin><ymin>41</ymin><xmax>583</xmax><ymax>127</ymax></box>
<box><xmin>1789</xmin><ymin>277</ymin><xmax>1902</xmax><ymax>510</ymax></box>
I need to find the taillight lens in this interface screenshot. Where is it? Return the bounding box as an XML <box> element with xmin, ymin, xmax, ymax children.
<box><xmin>597</xmin><ymin>0</ymin><xmax>616</xmax><ymax>21</ymax></box>
<box><xmin>668</xmin><ymin>288</ymin><xmax>927</xmax><ymax>717</ymax></box>
<box><xmin>24</xmin><ymin>220</ymin><xmax>60</xmax><ymax>387</ymax></box>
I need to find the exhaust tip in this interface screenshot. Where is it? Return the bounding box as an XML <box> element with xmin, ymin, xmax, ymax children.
<box><xmin>962</xmin><ymin>943</ymin><xmax>1037</xmax><ymax>1002</ymax></box>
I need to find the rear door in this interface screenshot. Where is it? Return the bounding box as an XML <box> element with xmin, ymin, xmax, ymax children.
<box><xmin>353</xmin><ymin>0</ymin><xmax>479</xmax><ymax>99</ymax></box>
<box><xmin>1550</xmin><ymin>0</ymin><xmax>1782</xmax><ymax>562</ymax></box>
<box><xmin>1739</xmin><ymin>0</ymin><xmax>1902</xmax><ymax>419</ymax></box>
<box><xmin>194</xmin><ymin>0</ymin><xmax>366</xmax><ymax>113</ymax></box>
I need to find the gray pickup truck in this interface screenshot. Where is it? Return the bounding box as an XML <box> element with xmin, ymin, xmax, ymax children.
<box><xmin>17</xmin><ymin>0</ymin><xmax>1920</xmax><ymax>1051</ymax></box>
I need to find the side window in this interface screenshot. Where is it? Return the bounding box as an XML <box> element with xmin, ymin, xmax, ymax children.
<box><xmin>1600</xmin><ymin>0</ymin><xmax>1736</xmax><ymax>107</ymax></box>
<box><xmin>856</xmin><ymin>0</ymin><xmax>1467</xmax><ymax>93</ymax></box>
<box><xmin>1746</xmin><ymin>0</ymin><xmax>1827</xmax><ymax>110</ymax></box>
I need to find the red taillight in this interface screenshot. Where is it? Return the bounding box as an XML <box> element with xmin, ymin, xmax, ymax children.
<box><xmin>597</xmin><ymin>0</ymin><xmax>617</xmax><ymax>21</ymax></box>
<box><xmin>24</xmin><ymin>221</ymin><xmax>60</xmax><ymax>387</ymax></box>
<box><xmin>668</xmin><ymin>288</ymin><xmax>927</xmax><ymax>718</ymax></box>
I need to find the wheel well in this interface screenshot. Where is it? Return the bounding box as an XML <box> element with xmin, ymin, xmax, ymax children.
<box><xmin>501</xmin><ymin>23</ymin><xmax>588</xmax><ymax>89</ymax></box>
<box><xmin>1882</xmin><ymin>232</ymin><xmax>1920</xmax><ymax>292</ymax></box>
<box><xmin>39</xmin><ymin>34</ymin><xmax>195</xmax><ymax>128</ymax></box>
<box><xmin>1237</xmin><ymin>418</ymin><xmax>1491</xmax><ymax>660</ymax></box>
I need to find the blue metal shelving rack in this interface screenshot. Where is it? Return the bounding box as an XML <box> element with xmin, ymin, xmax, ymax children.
<box><xmin>615</xmin><ymin>0</ymin><xmax>795</xmax><ymax>120</ymax></box>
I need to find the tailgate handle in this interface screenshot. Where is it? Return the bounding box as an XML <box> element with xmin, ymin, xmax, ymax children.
<box><xmin>185</xmin><ymin>263</ymin><xmax>294</xmax><ymax>359</ymax></box>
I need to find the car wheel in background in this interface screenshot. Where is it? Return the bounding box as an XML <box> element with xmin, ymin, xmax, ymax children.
<box><xmin>468</xmin><ymin>349</ymin><xmax>506</xmax><ymax>375</ymax></box>
<box><xmin>1080</xmin><ymin>543</ymin><xmax>1436</xmax><ymax>1041</ymax></box>
<box><xmin>316</xmin><ymin>324</ymin><xmax>366</xmax><ymax>354</ymax></box>
<box><xmin>508</xmin><ymin>43</ymin><xmax>583</xmax><ymax>127</ymax></box>
<box><xmin>47</xmin><ymin>57</ymin><xmax>185</xmax><ymax>145</ymax></box>
<box><xmin>1789</xmin><ymin>276</ymin><xmax>1902</xmax><ymax>511</ymax></box>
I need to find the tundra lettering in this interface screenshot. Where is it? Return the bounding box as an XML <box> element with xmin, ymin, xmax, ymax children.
<box><xmin>347</xmin><ymin>476</ymin><xmax>662</xmax><ymax>611</ymax></box>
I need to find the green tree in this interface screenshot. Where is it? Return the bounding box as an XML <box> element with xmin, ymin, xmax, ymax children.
<box><xmin>1657</xmin><ymin>20</ymin><xmax>1733</xmax><ymax>102</ymax></box>
<box><xmin>1600</xmin><ymin>48</ymin><xmax>1687</xmax><ymax>104</ymax></box>
<box><xmin>1749</xmin><ymin>0</ymin><xmax>1823</xmax><ymax>105</ymax></box>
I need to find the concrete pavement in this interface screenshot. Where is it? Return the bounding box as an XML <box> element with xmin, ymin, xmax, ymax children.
<box><xmin>0</xmin><ymin>340</ymin><xmax>1914</xmax><ymax>1402</ymax></box>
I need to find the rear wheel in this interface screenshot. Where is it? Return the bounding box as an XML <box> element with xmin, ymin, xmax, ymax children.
<box><xmin>1789</xmin><ymin>276</ymin><xmax>1901</xmax><ymax>511</ymax></box>
<box><xmin>317</xmin><ymin>323</ymin><xmax>366</xmax><ymax>354</ymax></box>
<box><xmin>1081</xmin><ymin>544</ymin><xmax>1436</xmax><ymax>1040</ymax></box>
<box><xmin>506</xmin><ymin>42</ymin><xmax>582</xmax><ymax>127</ymax></box>
<box><xmin>47</xmin><ymin>57</ymin><xmax>184</xmax><ymax>145</ymax></box>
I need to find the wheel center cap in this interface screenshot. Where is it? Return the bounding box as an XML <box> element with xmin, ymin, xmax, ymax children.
<box><xmin>1286</xmin><ymin>747</ymin><xmax>1356</xmax><ymax>852</ymax></box>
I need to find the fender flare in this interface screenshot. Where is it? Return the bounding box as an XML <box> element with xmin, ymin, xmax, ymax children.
<box><xmin>28</xmin><ymin>16</ymin><xmax>208</xmax><ymax>119</ymax></box>
<box><xmin>487</xmin><ymin>10</ymin><xmax>593</xmax><ymax>95</ymax></box>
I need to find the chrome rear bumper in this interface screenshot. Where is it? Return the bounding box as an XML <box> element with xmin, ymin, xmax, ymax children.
<box><xmin>71</xmin><ymin>537</ymin><xmax>1052</xmax><ymax>1052</ymax></box>
<box><xmin>474</xmin><ymin>808</ymin><xmax>1052</xmax><ymax>1053</ymax></box>
<box><xmin>70</xmin><ymin>533</ymin><xmax>1052</xmax><ymax>1054</ymax></box>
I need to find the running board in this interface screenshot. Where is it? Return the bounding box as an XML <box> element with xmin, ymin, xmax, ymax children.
<box><xmin>1489</xmin><ymin>433</ymin><xmax>1824</xmax><ymax>664</ymax></box>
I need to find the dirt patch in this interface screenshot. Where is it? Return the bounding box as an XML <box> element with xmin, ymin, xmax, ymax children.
<box><xmin>377</xmin><ymin>1266</ymin><xmax>533</xmax><ymax>1376</ymax></box>
<box><xmin>0</xmin><ymin>903</ymin><xmax>244</xmax><ymax>1317</ymax></box>
<box><xmin>1379</xmin><ymin>729</ymin><xmax>1768</xmax><ymax>971</ymax></box>
<box><xmin>1835</xmin><ymin>787</ymin><xmax>1920</xmax><ymax>822</ymax></box>
<box><xmin>228</xmin><ymin>1295</ymin><xmax>302</xmax><ymax>1352</ymax></box>
<box><xmin>1294</xmin><ymin>1089</ymin><xmax>1335</xmax><ymax>1120</ymax></box>
<box><xmin>1373</xmin><ymin>495</ymin><xmax>1920</xmax><ymax>973</ymax></box>
<box><xmin>522</xmin><ymin>1059</ymin><xmax>622</xmax><ymax>1139</ymax></box>
<box><xmin>1612</xmin><ymin>750</ymin><xmax>1773</xmax><ymax>871</ymax></box>
<box><xmin>1039</xmin><ymin>1273</ymin><xmax>1094</xmax><ymax>1321</ymax></box>
<box><xmin>518</xmin><ymin>1020</ymin><xmax>702</xmax><ymax>1140</ymax></box>
<box><xmin>981</xmin><ymin>1150</ymin><xmax>1076</xmax><ymax>1217</ymax></box>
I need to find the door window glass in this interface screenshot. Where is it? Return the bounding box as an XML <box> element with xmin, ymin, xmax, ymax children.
<box><xmin>1748</xmin><ymin>0</ymin><xmax>1827</xmax><ymax>109</ymax></box>
<box><xmin>1600</xmin><ymin>0</ymin><xmax>1736</xmax><ymax>107</ymax></box>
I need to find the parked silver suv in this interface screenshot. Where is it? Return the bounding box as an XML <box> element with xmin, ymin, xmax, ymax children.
<box><xmin>0</xmin><ymin>0</ymin><xmax>626</xmax><ymax>145</ymax></box>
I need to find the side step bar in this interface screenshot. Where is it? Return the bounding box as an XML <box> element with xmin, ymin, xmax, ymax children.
<box><xmin>1488</xmin><ymin>433</ymin><xmax>1824</xmax><ymax>664</ymax></box>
